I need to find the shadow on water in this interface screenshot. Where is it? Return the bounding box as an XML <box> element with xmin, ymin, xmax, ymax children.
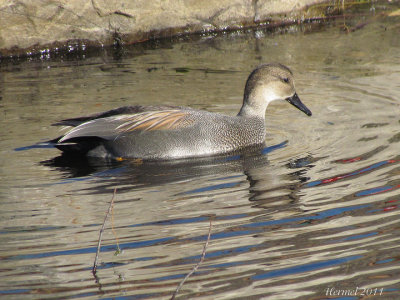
<box><xmin>36</xmin><ymin>141</ymin><xmax>290</xmax><ymax>188</ymax></box>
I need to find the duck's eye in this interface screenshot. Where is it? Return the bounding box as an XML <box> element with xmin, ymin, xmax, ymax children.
<box><xmin>283</xmin><ymin>77</ymin><xmax>290</xmax><ymax>83</ymax></box>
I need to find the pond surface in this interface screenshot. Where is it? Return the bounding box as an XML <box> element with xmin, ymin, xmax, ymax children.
<box><xmin>1</xmin><ymin>4</ymin><xmax>400</xmax><ymax>300</ymax></box>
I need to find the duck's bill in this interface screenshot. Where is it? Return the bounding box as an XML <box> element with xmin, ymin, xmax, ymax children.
<box><xmin>286</xmin><ymin>93</ymin><xmax>312</xmax><ymax>116</ymax></box>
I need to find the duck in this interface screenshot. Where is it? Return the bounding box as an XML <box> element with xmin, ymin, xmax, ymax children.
<box><xmin>52</xmin><ymin>63</ymin><xmax>312</xmax><ymax>160</ymax></box>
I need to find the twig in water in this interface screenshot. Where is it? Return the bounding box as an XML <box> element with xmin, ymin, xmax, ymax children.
<box><xmin>111</xmin><ymin>195</ymin><xmax>121</xmax><ymax>255</ymax></box>
<box><xmin>92</xmin><ymin>188</ymin><xmax>117</xmax><ymax>276</ymax></box>
<box><xmin>171</xmin><ymin>217</ymin><xmax>213</xmax><ymax>300</ymax></box>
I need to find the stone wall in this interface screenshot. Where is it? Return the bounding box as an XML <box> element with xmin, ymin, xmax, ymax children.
<box><xmin>0</xmin><ymin>0</ymin><xmax>326</xmax><ymax>57</ymax></box>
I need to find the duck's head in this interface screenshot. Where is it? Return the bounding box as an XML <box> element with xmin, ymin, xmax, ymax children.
<box><xmin>239</xmin><ymin>63</ymin><xmax>312</xmax><ymax>118</ymax></box>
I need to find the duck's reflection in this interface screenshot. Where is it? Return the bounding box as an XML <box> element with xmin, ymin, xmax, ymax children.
<box><xmin>41</xmin><ymin>141</ymin><xmax>315</xmax><ymax>206</ymax></box>
<box><xmin>42</xmin><ymin>142</ymin><xmax>285</xmax><ymax>180</ymax></box>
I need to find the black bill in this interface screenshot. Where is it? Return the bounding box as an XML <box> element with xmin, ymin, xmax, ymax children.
<box><xmin>285</xmin><ymin>93</ymin><xmax>312</xmax><ymax>116</ymax></box>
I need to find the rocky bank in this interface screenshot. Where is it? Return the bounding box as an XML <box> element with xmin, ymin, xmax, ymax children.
<box><xmin>0</xmin><ymin>0</ymin><xmax>329</xmax><ymax>57</ymax></box>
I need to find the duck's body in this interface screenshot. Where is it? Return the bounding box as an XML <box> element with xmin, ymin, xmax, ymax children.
<box><xmin>53</xmin><ymin>63</ymin><xmax>312</xmax><ymax>160</ymax></box>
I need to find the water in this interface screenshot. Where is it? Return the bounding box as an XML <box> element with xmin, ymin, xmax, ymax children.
<box><xmin>1</xmin><ymin>4</ymin><xmax>400</xmax><ymax>300</ymax></box>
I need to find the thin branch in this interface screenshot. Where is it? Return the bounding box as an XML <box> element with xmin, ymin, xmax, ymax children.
<box><xmin>111</xmin><ymin>195</ymin><xmax>121</xmax><ymax>255</ymax></box>
<box><xmin>171</xmin><ymin>217</ymin><xmax>213</xmax><ymax>300</ymax></box>
<box><xmin>92</xmin><ymin>187</ymin><xmax>117</xmax><ymax>276</ymax></box>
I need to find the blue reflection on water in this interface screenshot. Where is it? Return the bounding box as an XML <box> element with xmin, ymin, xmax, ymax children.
<box><xmin>181</xmin><ymin>181</ymin><xmax>239</xmax><ymax>194</ymax></box>
<box><xmin>10</xmin><ymin>237</ymin><xmax>173</xmax><ymax>260</ymax></box>
<box><xmin>252</xmin><ymin>255</ymin><xmax>362</xmax><ymax>280</ymax></box>
<box><xmin>242</xmin><ymin>204</ymin><xmax>370</xmax><ymax>228</ymax></box>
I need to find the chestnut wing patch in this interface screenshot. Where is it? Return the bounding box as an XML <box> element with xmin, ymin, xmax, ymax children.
<box><xmin>116</xmin><ymin>110</ymin><xmax>193</xmax><ymax>133</ymax></box>
<box><xmin>58</xmin><ymin>110</ymin><xmax>195</xmax><ymax>143</ymax></box>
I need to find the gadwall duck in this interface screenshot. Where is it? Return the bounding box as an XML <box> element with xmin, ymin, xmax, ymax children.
<box><xmin>53</xmin><ymin>63</ymin><xmax>312</xmax><ymax>160</ymax></box>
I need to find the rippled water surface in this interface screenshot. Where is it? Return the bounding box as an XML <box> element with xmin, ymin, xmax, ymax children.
<box><xmin>1</xmin><ymin>5</ymin><xmax>400</xmax><ymax>300</ymax></box>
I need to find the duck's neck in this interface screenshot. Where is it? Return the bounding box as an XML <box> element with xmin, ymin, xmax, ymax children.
<box><xmin>237</xmin><ymin>93</ymin><xmax>267</xmax><ymax>119</ymax></box>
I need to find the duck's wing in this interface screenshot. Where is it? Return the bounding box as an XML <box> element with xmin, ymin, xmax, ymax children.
<box><xmin>58</xmin><ymin>109</ymin><xmax>195</xmax><ymax>143</ymax></box>
<box><xmin>53</xmin><ymin>105</ymin><xmax>191</xmax><ymax>127</ymax></box>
